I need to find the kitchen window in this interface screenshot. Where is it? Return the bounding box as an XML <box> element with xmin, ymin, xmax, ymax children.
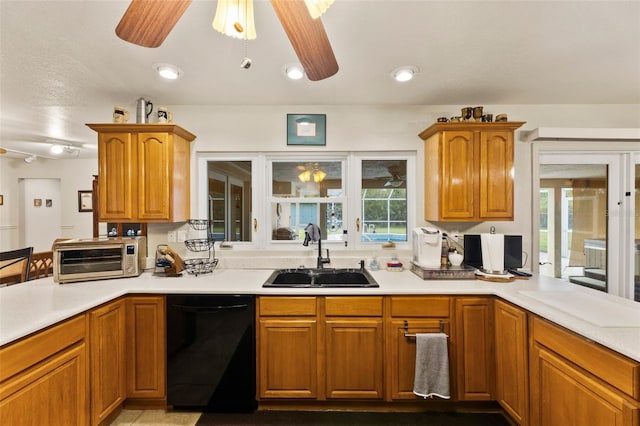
<box><xmin>197</xmin><ymin>153</ymin><xmax>415</xmax><ymax>249</ymax></box>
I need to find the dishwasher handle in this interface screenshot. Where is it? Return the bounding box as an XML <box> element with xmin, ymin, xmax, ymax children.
<box><xmin>170</xmin><ymin>303</ymin><xmax>249</xmax><ymax>313</ymax></box>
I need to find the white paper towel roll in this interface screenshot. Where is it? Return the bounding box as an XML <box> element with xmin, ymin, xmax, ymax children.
<box><xmin>481</xmin><ymin>233</ymin><xmax>505</xmax><ymax>273</ymax></box>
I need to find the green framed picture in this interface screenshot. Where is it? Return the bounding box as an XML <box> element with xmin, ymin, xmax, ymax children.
<box><xmin>287</xmin><ymin>114</ymin><xmax>326</xmax><ymax>146</ymax></box>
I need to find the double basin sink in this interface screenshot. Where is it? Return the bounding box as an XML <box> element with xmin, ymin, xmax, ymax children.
<box><xmin>263</xmin><ymin>267</ymin><xmax>379</xmax><ymax>288</ymax></box>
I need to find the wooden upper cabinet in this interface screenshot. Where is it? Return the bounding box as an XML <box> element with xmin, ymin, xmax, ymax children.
<box><xmin>419</xmin><ymin>122</ymin><xmax>525</xmax><ymax>222</ymax></box>
<box><xmin>87</xmin><ymin>124</ymin><xmax>196</xmax><ymax>223</ymax></box>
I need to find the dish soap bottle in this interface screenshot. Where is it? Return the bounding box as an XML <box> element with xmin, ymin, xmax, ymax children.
<box><xmin>369</xmin><ymin>256</ymin><xmax>379</xmax><ymax>271</ymax></box>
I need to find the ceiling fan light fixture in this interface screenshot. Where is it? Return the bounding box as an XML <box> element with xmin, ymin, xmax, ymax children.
<box><xmin>212</xmin><ymin>0</ymin><xmax>256</xmax><ymax>40</ymax></box>
<box><xmin>304</xmin><ymin>0</ymin><xmax>335</xmax><ymax>19</ymax></box>
<box><xmin>284</xmin><ymin>64</ymin><xmax>305</xmax><ymax>80</ymax></box>
<box><xmin>391</xmin><ymin>66</ymin><xmax>418</xmax><ymax>82</ymax></box>
<box><xmin>154</xmin><ymin>63</ymin><xmax>182</xmax><ymax>80</ymax></box>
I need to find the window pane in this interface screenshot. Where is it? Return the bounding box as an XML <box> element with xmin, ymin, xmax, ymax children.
<box><xmin>361</xmin><ymin>160</ymin><xmax>407</xmax><ymax>242</ymax></box>
<box><xmin>539</xmin><ymin>164</ymin><xmax>607</xmax><ymax>292</ymax></box>
<box><xmin>207</xmin><ymin>161</ymin><xmax>252</xmax><ymax>242</ymax></box>
<box><xmin>271</xmin><ymin>201</ymin><xmax>343</xmax><ymax>241</ymax></box>
<box><xmin>272</xmin><ymin>161</ymin><xmax>343</xmax><ymax>198</ymax></box>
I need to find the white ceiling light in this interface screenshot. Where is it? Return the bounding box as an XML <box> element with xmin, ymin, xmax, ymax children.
<box><xmin>50</xmin><ymin>144</ymin><xmax>64</xmax><ymax>154</ymax></box>
<box><xmin>212</xmin><ymin>0</ymin><xmax>256</xmax><ymax>40</ymax></box>
<box><xmin>391</xmin><ymin>66</ymin><xmax>418</xmax><ymax>82</ymax></box>
<box><xmin>284</xmin><ymin>64</ymin><xmax>305</xmax><ymax>80</ymax></box>
<box><xmin>153</xmin><ymin>63</ymin><xmax>182</xmax><ymax>80</ymax></box>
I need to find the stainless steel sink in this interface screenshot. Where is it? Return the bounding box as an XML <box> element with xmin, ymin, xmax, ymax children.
<box><xmin>263</xmin><ymin>268</ymin><xmax>379</xmax><ymax>288</ymax></box>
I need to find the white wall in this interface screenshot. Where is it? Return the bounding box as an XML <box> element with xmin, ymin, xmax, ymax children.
<box><xmin>0</xmin><ymin>157</ymin><xmax>96</xmax><ymax>251</ymax></box>
<box><xmin>19</xmin><ymin>178</ymin><xmax>61</xmax><ymax>252</ymax></box>
<box><xmin>1</xmin><ymin>104</ymin><xmax>639</xmax><ymax>264</ymax></box>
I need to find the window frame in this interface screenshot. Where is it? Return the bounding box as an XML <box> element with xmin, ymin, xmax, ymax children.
<box><xmin>196</xmin><ymin>151</ymin><xmax>416</xmax><ymax>251</ymax></box>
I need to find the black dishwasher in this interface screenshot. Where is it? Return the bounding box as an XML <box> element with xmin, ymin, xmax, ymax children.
<box><xmin>166</xmin><ymin>294</ymin><xmax>257</xmax><ymax>412</ymax></box>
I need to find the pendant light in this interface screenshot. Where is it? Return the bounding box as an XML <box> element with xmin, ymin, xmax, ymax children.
<box><xmin>212</xmin><ymin>0</ymin><xmax>256</xmax><ymax>40</ymax></box>
<box><xmin>304</xmin><ymin>0</ymin><xmax>334</xmax><ymax>19</ymax></box>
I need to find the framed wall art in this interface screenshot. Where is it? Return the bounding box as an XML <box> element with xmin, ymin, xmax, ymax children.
<box><xmin>34</xmin><ymin>198</ymin><xmax>42</xmax><ymax>207</ymax></box>
<box><xmin>0</xmin><ymin>194</ymin><xmax>3</xmax><ymax>205</ymax></box>
<box><xmin>287</xmin><ymin>114</ymin><xmax>326</xmax><ymax>146</ymax></box>
<box><xmin>78</xmin><ymin>190</ymin><xmax>93</xmax><ymax>212</ymax></box>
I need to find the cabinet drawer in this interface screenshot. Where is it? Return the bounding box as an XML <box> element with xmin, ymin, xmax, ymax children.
<box><xmin>532</xmin><ymin>316</ymin><xmax>640</xmax><ymax>399</ymax></box>
<box><xmin>259</xmin><ymin>297</ymin><xmax>317</xmax><ymax>316</ymax></box>
<box><xmin>0</xmin><ymin>315</ymin><xmax>86</xmax><ymax>382</ymax></box>
<box><xmin>325</xmin><ymin>297</ymin><xmax>383</xmax><ymax>316</ymax></box>
<box><xmin>389</xmin><ymin>296</ymin><xmax>451</xmax><ymax>317</ymax></box>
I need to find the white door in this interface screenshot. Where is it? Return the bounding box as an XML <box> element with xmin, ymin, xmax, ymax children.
<box><xmin>19</xmin><ymin>178</ymin><xmax>61</xmax><ymax>252</ymax></box>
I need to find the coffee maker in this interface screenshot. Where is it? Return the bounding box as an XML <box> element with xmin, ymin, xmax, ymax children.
<box><xmin>412</xmin><ymin>227</ymin><xmax>442</xmax><ymax>268</ymax></box>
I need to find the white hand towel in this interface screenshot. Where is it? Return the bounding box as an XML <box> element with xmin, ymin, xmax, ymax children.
<box><xmin>413</xmin><ymin>333</ymin><xmax>450</xmax><ymax>399</ymax></box>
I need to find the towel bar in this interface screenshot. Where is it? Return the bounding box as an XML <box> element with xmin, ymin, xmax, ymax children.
<box><xmin>403</xmin><ymin>319</ymin><xmax>447</xmax><ymax>338</ymax></box>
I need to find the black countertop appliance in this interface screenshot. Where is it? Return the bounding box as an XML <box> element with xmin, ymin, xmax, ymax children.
<box><xmin>166</xmin><ymin>294</ymin><xmax>257</xmax><ymax>412</ymax></box>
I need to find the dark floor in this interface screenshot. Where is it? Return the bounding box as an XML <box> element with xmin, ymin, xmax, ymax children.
<box><xmin>196</xmin><ymin>410</ymin><xmax>511</xmax><ymax>426</ymax></box>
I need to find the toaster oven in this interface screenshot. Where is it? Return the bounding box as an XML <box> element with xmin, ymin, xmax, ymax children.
<box><xmin>53</xmin><ymin>237</ymin><xmax>147</xmax><ymax>283</ymax></box>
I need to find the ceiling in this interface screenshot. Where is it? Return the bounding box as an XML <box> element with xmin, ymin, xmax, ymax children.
<box><xmin>1</xmin><ymin>0</ymin><xmax>639</xmax><ymax>160</ymax></box>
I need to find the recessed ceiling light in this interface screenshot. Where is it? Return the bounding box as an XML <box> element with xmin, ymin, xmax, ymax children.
<box><xmin>283</xmin><ymin>64</ymin><xmax>305</xmax><ymax>80</ymax></box>
<box><xmin>153</xmin><ymin>63</ymin><xmax>183</xmax><ymax>80</ymax></box>
<box><xmin>391</xmin><ymin>66</ymin><xmax>419</xmax><ymax>82</ymax></box>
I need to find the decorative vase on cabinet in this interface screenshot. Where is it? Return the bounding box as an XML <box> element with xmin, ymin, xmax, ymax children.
<box><xmin>87</xmin><ymin>123</ymin><xmax>196</xmax><ymax>223</ymax></box>
<box><xmin>419</xmin><ymin>121</ymin><xmax>525</xmax><ymax>222</ymax></box>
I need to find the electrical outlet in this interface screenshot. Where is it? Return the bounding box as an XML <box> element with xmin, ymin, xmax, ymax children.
<box><xmin>167</xmin><ymin>231</ymin><xmax>177</xmax><ymax>243</ymax></box>
<box><xmin>177</xmin><ymin>230</ymin><xmax>187</xmax><ymax>243</ymax></box>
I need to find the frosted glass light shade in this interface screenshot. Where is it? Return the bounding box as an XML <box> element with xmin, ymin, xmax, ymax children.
<box><xmin>304</xmin><ymin>0</ymin><xmax>334</xmax><ymax>19</ymax></box>
<box><xmin>212</xmin><ymin>0</ymin><xmax>256</xmax><ymax>40</ymax></box>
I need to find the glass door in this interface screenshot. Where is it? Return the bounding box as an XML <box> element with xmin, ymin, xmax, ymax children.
<box><xmin>634</xmin><ymin>157</ymin><xmax>640</xmax><ymax>301</ymax></box>
<box><xmin>538</xmin><ymin>153</ymin><xmax>622</xmax><ymax>294</ymax></box>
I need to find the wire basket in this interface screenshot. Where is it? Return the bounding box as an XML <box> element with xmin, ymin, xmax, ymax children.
<box><xmin>187</xmin><ymin>219</ymin><xmax>210</xmax><ymax>230</ymax></box>
<box><xmin>184</xmin><ymin>238</ymin><xmax>214</xmax><ymax>252</ymax></box>
<box><xmin>183</xmin><ymin>258</ymin><xmax>219</xmax><ymax>275</ymax></box>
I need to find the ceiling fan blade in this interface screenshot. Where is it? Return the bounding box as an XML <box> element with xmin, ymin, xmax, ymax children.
<box><xmin>115</xmin><ymin>0</ymin><xmax>192</xmax><ymax>48</ymax></box>
<box><xmin>270</xmin><ymin>0</ymin><xmax>339</xmax><ymax>81</ymax></box>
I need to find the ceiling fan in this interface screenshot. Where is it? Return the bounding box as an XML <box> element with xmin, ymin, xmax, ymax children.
<box><xmin>115</xmin><ymin>0</ymin><xmax>339</xmax><ymax>81</ymax></box>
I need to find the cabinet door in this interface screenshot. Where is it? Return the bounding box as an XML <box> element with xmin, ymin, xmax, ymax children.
<box><xmin>440</xmin><ymin>131</ymin><xmax>475</xmax><ymax>220</ymax></box>
<box><xmin>387</xmin><ymin>319</ymin><xmax>451</xmax><ymax>400</ymax></box>
<box><xmin>90</xmin><ymin>299</ymin><xmax>126</xmax><ymax>425</ymax></box>
<box><xmin>126</xmin><ymin>296</ymin><xmax>166</xmax><ymax>402</ymax></box>
<box><xmin>137</xmin><ymin>132</ymin><xmax>171</xmax><ymax>220</ymax></box>
<box><xmin>325</xmin><ymin>319</ymin><xmax>384</xmax><ymax>399</ymax></box>
<box><xmin>98</xmin><ymin>132</ymin><xmax>135</xmax><ymax>221</ymax></box>
<box><xmin>479</xmin><ymin>131</ymin><xmax>514</xmax><ymax>219</ymax></box>
<box><xmin>0</xmin><ymin>343</ymin><xmax>88</xmax><ymax>426</ymax></box>
<box><xmin>494</xmin><ymin>300</ymin><xmax>528</xmax><ymax>425</ymax></box>
<box><xmin>530</xmin><ymin>345</ymin><xmax>635</xmax><ymax>426</ymax></box>
<box><xmin>454</xmin><ymin>298</ymin><xmax>494</xmax><ymax>400</ymax></box>
<box><xmin>258</xmin><ymin>319</ymin><xmax>319</xmax><ymax>399</ymax></box>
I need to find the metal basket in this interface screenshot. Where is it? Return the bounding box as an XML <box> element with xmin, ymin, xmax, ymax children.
<box><xmin>187</xmin><ymin>219</ymin><xmax>210</xmax><ymax>230</ymax></box>
<box><xmin>183</xmin><ymin>258</ymin><xmax>219</xmax><ymax>275</ymax></box>
<box><xmin>184</xmin><ymin>238</ymin><xmax>214</xmax><ymax>252</ymax></box>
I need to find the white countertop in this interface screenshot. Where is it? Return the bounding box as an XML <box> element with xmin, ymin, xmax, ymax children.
<box><xmin>1</xmin><ymin>268</ymin><xmax>639</xmax><ymax>362</ymax></box>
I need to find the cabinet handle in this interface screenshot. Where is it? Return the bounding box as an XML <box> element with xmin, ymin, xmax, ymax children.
<box><xmin>253</xmin><ymin>218</ymin><xmax>258</xmax><ymax>232</ymax></box>
<box><xmin>356</xmin><ymin>218</ymin><xmax>360</xmax><ymax>232</ymax></box>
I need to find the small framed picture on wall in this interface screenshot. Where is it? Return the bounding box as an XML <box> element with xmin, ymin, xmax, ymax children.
<box><xmin>78</xmin><ymin>190</ymin><xmax>93</xmax><ymax>212</ymax></box>
<box><xmin>34</xmin><ymin>198</ymin><xmax>42</xmax><ymax>207</ymax></box>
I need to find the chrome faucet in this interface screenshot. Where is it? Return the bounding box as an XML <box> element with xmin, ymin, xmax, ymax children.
<box><xmin>302</xmin><ymin>224</ymin><xmax>331</xmax><ymax>269</ymax></box>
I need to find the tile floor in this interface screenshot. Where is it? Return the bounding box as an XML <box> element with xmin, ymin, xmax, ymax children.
<box><xmin>109</xmin><ymin>409</ymin><xmax>201</xmax><ymax>426</ymax></box>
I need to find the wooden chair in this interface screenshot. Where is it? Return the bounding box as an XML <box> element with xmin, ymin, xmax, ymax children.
<box><xmin>0</xmin><ymin>247</ymin><xmax>34</xmax><ymax>286</ymax></box>
<box><xmin>29</xmin><ymin>251</ymin><xmax>54</xmax><ymax>279</ymax></box>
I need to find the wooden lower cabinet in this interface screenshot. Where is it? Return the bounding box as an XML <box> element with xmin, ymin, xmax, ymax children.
<box><xmin>125</xmin><ymin>296</ymin><xmax>166</xmax><ymax>404</ymax></box>
<box><xmin>0</xmin><ymin>315</ymin><xmax>89</xmax><ymax>425</ymax></box>
<box><xmin>325</xmin><ymin>297</ymin><xmax>384</xmax><ymax>399</ymax></box>
<box><xmin>258</xmin><ymin>297</ymin><xmax>319</xmax><ymax>399</ymax></box>
<box><xmin>90</xmin><ymin>299</ymin><xmax>126</xmax><ymax>425</ymax></box>
<box><xmin>494</xmin><ymin>299</ymin><xmax>528</xmax><ymax>425</ymax></box>
<box><xmin>454</xmin><ymin>297</ymin><xmax>494</xmax><ymax>401</ymax></box>
<box><xmin>530</xmin><ymin>316</ymin><xmax>640</xmax><ymax>426</ymax></box>
<box><xmin>386</xmin><ymin>296</ymin><xmax>452</xmax><ymax>401</ymax></box>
